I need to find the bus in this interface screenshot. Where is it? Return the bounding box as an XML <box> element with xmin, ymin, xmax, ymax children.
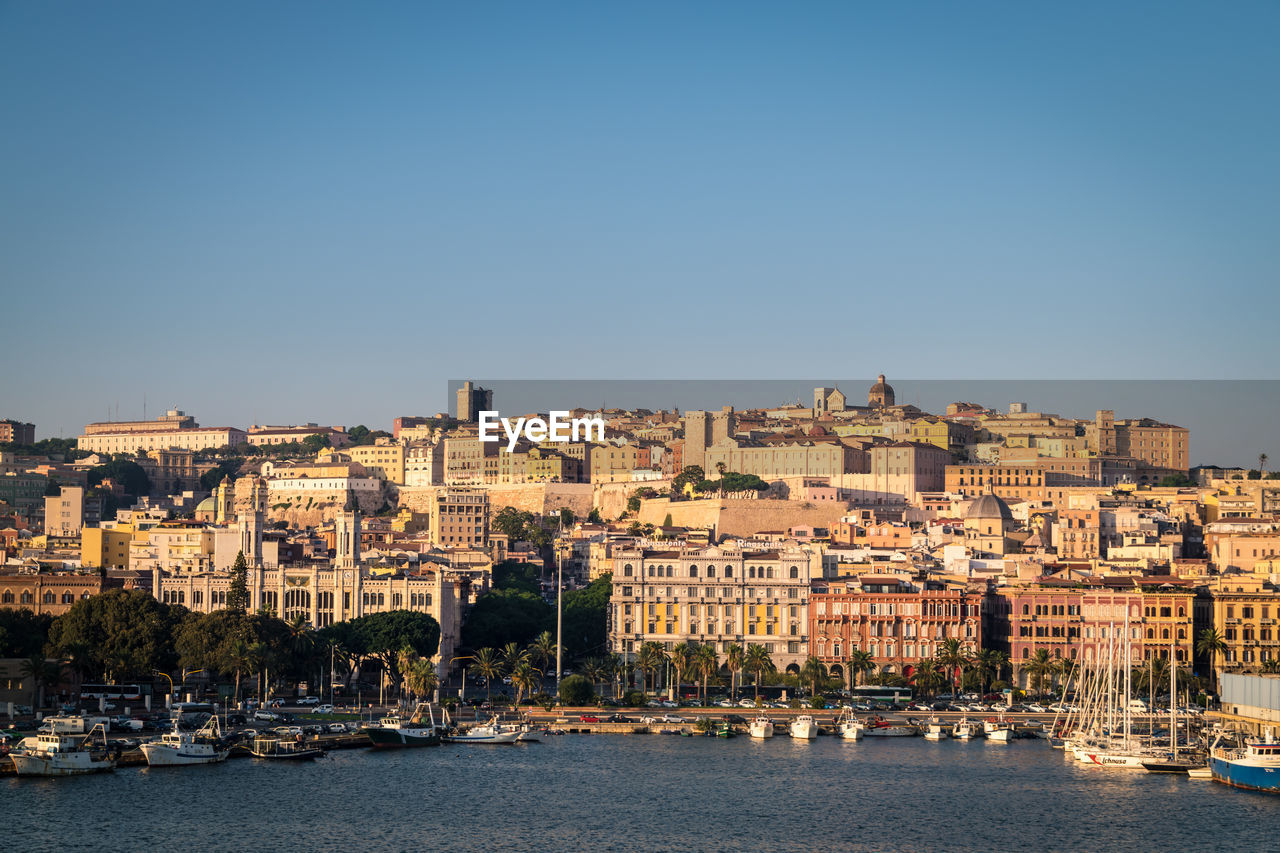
<box><xmin>79</xmin><ymin>684</ymin><xmax>144</xmax><ymax>701</ymax></box>
<box><xmin>850</xmin><ymin>685</ymin><xmax>913</xmax><ymax>706</ymax></box>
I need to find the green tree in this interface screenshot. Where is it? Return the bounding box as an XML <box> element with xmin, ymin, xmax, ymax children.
<box><xmin>744</xmin><ymin>644</ymin><xmax>775</xmax><ymax>702</ymax></box>
<box><xmin>348</xmin><ymin>610</ymin><xmax>441</xmax><ymax>689</ymax></box>
<box><xmin>406</xmin><ymin>658</ymin><xmax>439</xmax><ymax>702</ymax></box>
<box><xmin>511</xmin><ymin>660</ymin><xmax>540</xmax><ymax>706</ymax></box>
<box><xmin>848</xmin><ymin>650</ymin><xmax>876</xmax><ymax>689</ymax></box>
<box><xmin>46</xmin><ymin>589</ymin><xmax>186</xmax><ymax>680</ymax></box>
<box><xmin>302</xmin><ymin>433</ymin><xmax>331</xmax><ymax>453</ymax></box>
<box><xmin>462</xmin><ymin>588</ymin><xmax>553</xmax><ymax>651</ymax></box>
<box><xmin>667</xmin><ymin>642</ymin><xmax>695</xmax><ymax>699</ymax></box>
<box><xmin>936</xmin><ymin>639</ymin><xmax>971</xmax><ymax>699</ymax></box>
<box><xmin>799</xmin><ymin>655</ymin><xmax>828</xmax><ymax>697</ymax></box>
<box><xmin>1024</xmin><ymin>649</ymin><xmax>1055</xmax><ymax>695</ymax></box>
<box><xmin>227</xmin><ymin>550</ymin><xmax>250</xmax><ymax>612</ymax></box>
<box><xmin>528</xmin><ymin>630</ymin><xmax>558</xmax><ymax>675</ymax></box>
<box><xmin>558</xmin><ymin>673</ymin><xmax>594</xmax><ymax>706</ymax></box>
<box><xmin>1196</xmin><ymin>628</ymin><xmax>1228</xmax><ymax>695</ymax></box>
<box><xmin>0</xmin><ymin>609</ymin><xmax>53</xmax><ymax>658</ymax></box>
<box><xmin>86</xmin><ymin>458</ymin><xmax>152</xmax><ymax>496</ymax></box>
<box><xmin>500</xmin><ymin>641</ymin><xmax>529</xmax><ymax>675</ymax></box>
<box><xmin>20</xmin><ymin>654</ymin><xmax>61</xmax><ymax>710</ymax></box>
<box><xmin>724</xmin><ymin>643</ymin><xmax>745</xmax><ymax>699</ymax></box>
<box><xmin>694</xmin><ymin>644</ymin><xmax>719</xmax><ymax>704</ymax></box>
<box><xmin>637</xmin><ymin>641</ymin><xmax>666</xmax><ymax>694</ymax></box>
<box><xmin>586</xmin><ymin>508</ymin><xmax>603</xmax><ymax>524</ymax></box>
<box><xmin>472</xmin><ymin>647</ymin><xmax>502</xmax><ymax>703</ymax></box>
<box><xmin>560</xmin><ymin>573</ymin><xmax>611</xmax><ymax>661</ymax></box>
<box><xmin>671</xmin><ymin>466</ymin><xmax>705</xmax><ymax>496</ymax></box>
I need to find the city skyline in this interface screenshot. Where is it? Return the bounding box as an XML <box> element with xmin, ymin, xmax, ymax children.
<box><xmin>3</xmin><ymin>2</ymin><xmax>1279</xmax><ymax>440</ymax></box>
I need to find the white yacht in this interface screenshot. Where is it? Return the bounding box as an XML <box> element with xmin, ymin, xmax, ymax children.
<box><xmin>789</xmin><ymin>715</ymin><xmax>818</xmax><ymax>740</ymax></box>
<box><xmin>837</xmin><ymin>711</ymin><xmax>865</xmax><ymax>741</ymax></box>
<box><xmin>748</xmin><ymin>717</ymin><xmax>774</xmax><ymax>739</ymax></box>
<box><xmin>140</xmin><ymin>715</ymin><xmax>230</xmax><ymax>767</ymax></box>
<box><xmin>442</xmin><ymin>717</ymin><xmax>521</xmax><ymax>744</ymax></box>
<box><xmin>952</xmin><ymin>718</ymin><xmax>983</xmax><ymax>740</ymax></box>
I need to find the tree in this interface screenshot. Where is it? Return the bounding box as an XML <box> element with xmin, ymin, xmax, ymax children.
<box><xmin>799</xmin><ymin>656</ymin><xmax>828</xmax><ymax>697</ymax></box>
<box><xmin>20</xmin><ymin>654</ymin><xmax>61</xmax><ymax>710</ymax></box>
<box><xmin>972</xmin><ymin>648</ymin><xmax>1003</xmax><ymax>695</ymax></box>
<box><xmin>1024</xmin><ymin>649</ymin><xmax>1055</xmax><ymax>695</ymax></box>
<box><xmin>936</xmin><ymin>639</ymin><xmax>971</xmax><ymax>699</ymax></box>
<box><xmin>637</xmin><ymin>641</ymin><xmax>666</xmax><ymax>694</ymax></box>
<box><xmin>744</xmin><ymin>644</ymin><xmax>775</xmax><ymax>702</ymax></box>
<box><xmin>472</xmin><ymin>647</ymin><xmax>502</xmax><ymax>703</ymax></box>
<box><xmin>909</xmin><ymin>659</ymin><xmax>943</xmax><ymax>698</ymax></box>
<box><xmin>528</xmin><ymin>630</ymin><xmax>558</xmax><ymax>675</ymax></box>
<box><xmin>406</xmin><ymin>659</ymin><xmax>439</xmax><ymax>702</ymax></box>
<box><xmin>848</xmin><ymin>650</ymin><xmax>876</xmax><ymax>689</ymax></box>
<box><xmin>1261</xmin><ymin>453</ymin><xmax>1270</xmax><ymax>479</ymax></box>
<box><xmin>302</xmin><ymin>433</ymin><xmax>331</xmax><ymax>453</ymax></box>
<box><xmin>560</xmin><ymin>574</ymin><xmax>611</xmax><ymax>661</ymax></box>
<box><xmin>724</xmin><ymin>643</ymin><xmax>745</xmax><ymax>700</ymax></box>
<box><xmin>667</xmin><ymin>643</ymin><xmax>695</xmax><ymax>699</ymax></box>
<box><xmin>461</xmin><ymin>588</ymin><xmax>553</xmax><ymax>651</ymax></box>
<box><xmin>671</xmin><ymin>465</ymin><xmax>705</xmax><ymax>496</ymax></box>
<box><xmin>695</xmin><ymin>644</ymin><xmax>719</xmax><ymax>704</ymax></box>
<box><xmin>227</xmin><ymin>550</ymin><xmax>250</xmax><ymax>612</ymax></box>
<box><xmin>510</xmin><ymin>660</ymin><xmax>540</xmax><ymax>706</ymax></box>
<box><xmin>46</xmin><ymin>589</ymin><xmax>186</xmax><ymax>681</ymax></box>
<box><xmin>86</xmin><ymin>457</ymin><xmax>152</xmax><ymax>496</ymax></box>
<box><xmin>1197</xmin><ymin>628</ymin><xmax>1228</xmax><ymax>695</ymax></box>
<box><xmin>559</xmin><ymin>673</ymin><xmax>594</xmax><ymax>706</ymax></box>
<box><xmin>0</xmin><ymin>609</ymin><xmax>53</xmax><ymax>658</ymax></box>
<box><xmin>348</xmin><ymin>610</ymin><xmax>441</xmax><ymax>689</ymax></box>
<box><xmin>586</xmin><ymin>508</ymin><xmax>603</xmax><ymax>524</ymax></box>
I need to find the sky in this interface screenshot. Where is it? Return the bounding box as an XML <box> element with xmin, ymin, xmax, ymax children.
<box><xmin>2</xmin><ymin>1</ymin><xmax>1277</xmax><ymax>458</ymax></box>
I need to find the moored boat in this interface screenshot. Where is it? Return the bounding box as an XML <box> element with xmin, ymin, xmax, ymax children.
<box><xmin>748</xmin><ymin>717</ymin><xmax>774</xmax><ymax>739</ymax></box>
<box><xmin>923</xmin><ymin>717</ymin><xmax>949</xmax><ymax>741</ymax></box>
<box><xmin>442</xmin><ymin>718</ymin><xmax>521</xmax><ymax>744</ymax></box>
<box><xmin>1209</xmin><ymin>729</ymin><xmax>1280</xmax><ymax>793</ymax></box>
<box><xmin>140</xmin><ymin>714</ymin><xmax>230</xmax><ymax>767</ymax></box>
<box><xmin>863</xmin><ymin>717</ymin><xmax>916</xmax><ymax>737</ymax></box>
<box><xmin>952</xmin><ymin>718</ymin><xmax>982</xmax><ymax>741</ymax></box>
<box><xmin>366</xmin><ymin>704</ymin><xmax>443</xmax><ymax>748</ymax></box>
<box><xmin>9</xmin><ymin>724</ymin><xmax>115</xmax><ymax>777</ymax></box>
<box><xmin>789</xmin><ymin>715</ymin><xmax>818</xmax><ymax>740</ymax></box>
<box><xmin>837</xmin><ymin>711</ymin><xmax>864</xmax><ymax>741</ymax></box>
<box><xmin>249</xmin><ymin>735</ymin><xmax>325</xmax><ymax>760</ymax></box>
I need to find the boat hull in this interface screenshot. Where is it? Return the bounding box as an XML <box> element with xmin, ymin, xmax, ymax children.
<box><xmin>789</xmin><ymin>723</ymin><xmax>818</xmax><ymax>740</ymax></box>
<box><xmin>864</xmin><ymin>726</ymin><xmax>916</xmax><ymax>737</ymax></box>
<box><xmin>10</xmin><ymin>753</ymin><xmax>115</xmax><ymax>777</ymax></box>
<box><xmin>1210</xmin><ymin>756</ymin><xmax>1280</xmax><ymax>793</ymax></box>
<box><xmin>366</xmin><ymin>728</ymin><xmax>442</xmax><ymax>748</ymax></box>
<box><xmin>748</xmin><ymin>721</ymin><xmax>774</xmax><ymax>739</ymax></box>
<box><xmin>140</xmin><ymin>744</ymin><xmax>230</xmax><ymax>766</ymax></box>
<box><xmin>443</xmin><ymin>731</ymin><xmax>520</xmax><ymax>745</ymax></box>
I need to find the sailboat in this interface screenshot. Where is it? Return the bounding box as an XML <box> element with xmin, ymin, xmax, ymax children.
<box><xmin>1142</xmin><ymin>644</ymin><xmax>1203</xmax><ymax>774</ymax></box>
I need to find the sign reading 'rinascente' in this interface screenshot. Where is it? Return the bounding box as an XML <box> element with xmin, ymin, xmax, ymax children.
<box><xmin>478</xmin><ymin>410</ymin><xmax>606</xmax><ymax>451</ymax></box>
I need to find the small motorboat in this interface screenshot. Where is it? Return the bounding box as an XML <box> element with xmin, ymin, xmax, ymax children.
<box><xmin>923</xmin><ymin>717</ymin><xmax>949</xmax><ymax>741</ymax></box>
<box><xmin>790</xmin><ymin>715</ymin><xmax>818</xmax><ymax>740</ymax></box>
<box><xmin>249</xmin><ymin>736</ymin><xmax>325</xmax><ymax>761</ymax></box>
<box><xmin>748</xmin><ymin>717</ymin><xmax>774</xmax><ymax>739</ymax></box>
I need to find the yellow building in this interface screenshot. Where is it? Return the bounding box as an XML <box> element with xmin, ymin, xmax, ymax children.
<box><xmin>81</xmin><ymin>524</ymin><xmax>134</xmax><ymax>570</ymax></box>
<box><xmin>590</xmin><ymin>443</ymin><xmax>639</xmax><ymax>484</ymax></box>
<box><xmin>342</xmin><ymin>443</ymin><xmax>406</xmax><ymax>484</ymax></box>
<box><xmin>1209</xmin><ymin>577</ymin><xmax>1280</xmax><ymax>673</ymax></box>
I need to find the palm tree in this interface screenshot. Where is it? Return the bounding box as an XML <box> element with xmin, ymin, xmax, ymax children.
<box><xmin>510</xmin><ymin>661</ymin><xmax>541</xmax><ymax>707</ymax></box>
<box><xmin>223</xmin><ymin>638</ymin><xmax>253</xmax><ymax>708</ymax></box>
<box><xmin>694</xmin><ymin>645</ymin><xmax>719</xmax><ymax>704</ymax></box>
<box><xmin>667</xmin><ymin>643</ymin><xmax>695</xmax><ymax>700</ymax></box>
<box><xmin>580</xmin><ymin>657</ymin><xmax>608</xmax><ymax>696</ymax></box>
<box><xmin>609</xmin><ymin>654</ymin><xmax>632</xmax><ymax>698</ymax></box>
<box><xmin>724</xmin><ymin>643</ymin><xmax>745</xmax><ymax>700</ymax></box>
<box><xmin>1196</xmin><ymin>628</ymin><xmax>1228</xmax><ymax>696</ymax></box>
<box><xmin>1262</xmin><ymin>658</ymin><xmax>1280</xmax><ymax>675</ymax></box>
<box><xmin>909</xmin><ymin>658</ymin><xmax>942</xmax><ymax>698</ymax></box>
<box><xmin>473</xmin><ymin>647</ymin><xmax>502</xmax><ymax>703</ymax></box>
<box><xmin>744</xmin><ymin>644</ymin><xmax>774</xmax><ymax>703</ymax></box>
<box><xmin>799</xmin><ymin>656</ymin><xmax>828</xmax><ymax>697</ymax></box>
<box><xmin>406</xmin><ymin>659</ymin><xmax>439</xmax><ymax>702</ymax></box>
<box><xmin>972</xmin><ymin>648</ymin><xmax>1001</xmax><ymax>695</ymax></box>
<box><xmin>989</xmin><ymin>649</ymin><xmax>1011</xmax><ymax>688</ymax></box>
<box><xmin>637</xmin><ymin>642</ymin><xmax>665</xmax><ymax>695</ymax></box>
<box><xmin>1260</xmin><ymin>453</ymin><xmax>1269</xmax><ymax>478</ymax></box>
<box><xmin>528</xmin><ymin>631</ymin><xmax>558</xmax><ymax>677</ymax></box>
<box><xmin>20</xmin><ymin>654</ymin><xmax>60</xmax><ymax>710</ymax></box>
<box><xmin>936</xmin><ymin>639</ymin><xmax>971</xmax><ymax>699</ymax></box>
<box><xmin>500</xmin><ymin>642</ymin><xmax>529</xmax><ymax>676</ymax></box>
<box><xmin>1025</xmin><ymin>649</ymin><xmax>1054</xmax><ymax>696</ymax></box>
<box><xmin>848</xmin><ymin>650</ymin><xmax>875</xmax><ymax>690</ymax></box>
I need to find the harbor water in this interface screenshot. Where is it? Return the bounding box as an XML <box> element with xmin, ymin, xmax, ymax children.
<box><xmin>7</xmin><ymin>735</ymin><xmax>1277</xmax><ymax>852</ymax></box>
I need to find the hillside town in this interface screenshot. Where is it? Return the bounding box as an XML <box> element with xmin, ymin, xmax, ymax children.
<box><xmin>2</xmin><ymin>378</ymin><xmax>1279</xmax><ymax>727</ymax></box>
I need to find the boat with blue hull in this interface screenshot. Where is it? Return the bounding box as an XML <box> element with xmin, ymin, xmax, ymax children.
<box><xmin>1209</xmin><ymin>730</ymin><xmax>1280</xmax><ymax>793</ymax></box>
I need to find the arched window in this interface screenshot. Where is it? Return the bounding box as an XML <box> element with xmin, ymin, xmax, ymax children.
<box><xmin>62</xmin><ymin>592</ymin><xmax>74</xmax><ymax>604</ymax></box>
<box><xmin>623</xmin><ymin>564</ymin><xmax>633</xmax><ymax>577</ymax></box>
<box><xmin>789</xmin><ymin>566</ymin><xmax>799</xmax><ymax>579</ymax></box>
<box><xmin>707</xmin><ymin>566</ymin><xmax>716</xmax><ymax>578</ymax></box>
<box><xmin>1</xmin><ymin>590</ymin><xmax>13</xmax><ymax>603</ymax></box>
<box><xmin>42</xmin><ymin>591</ymin><xmax>56</xmax><ymax>604</ymax></box>
<box><xmin>1177</xmin><ymin>606</ymin><xmax>1185</xmax><ymax>618</ymax></box>
<box><xmin>21</xmin><ymin>591</ymin><xmax>33</xmax><ymax>604</ymax></box>
<box><xmin>724</xmin><ymin>566</ymin><xmax>733</xmax><ymax>578</ymax></box>
<box><xmin>647</xmin><ymin>566</ymin><xmax>655</xmax><ymax>577</ymax></box>
<box><xmin>689</xmin><ymin>565</ymin><xmax>698</xmax><ymax>578</ymax></box>
<box><xmin>1021</xmin><ymin>604</ymin><xmax>1029</xmax><ymax>615</ymax></box>
<box><xmin>1146</xmin><ymin>628</ymin><xmax>1154</xmax><ymax>639</ymax></box>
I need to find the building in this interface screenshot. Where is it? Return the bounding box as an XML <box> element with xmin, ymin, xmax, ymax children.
<box><xmin>77</xmin><ymin>410</ymin><xmax>246</xmax><ymax>455</ymax></box>
<box><xmin>964</xmin><ymin>491</ymin><xmax>1016</xmax><ymax>556</ymax></box>
<box><xmin>0</xmin><ymin>420</ymin><xmax>35</xmax><ymax>445</ymax></box>
<box><xmin>609</xmin><ymin>545</ymin><xmax>813</xmax><ymax>675</ymax></box>
<box><xmin>43</xmin><ymin>486</ymin><xmax>86</xmax><ymax>537</ymax></box>
<box><xmin>682</xmin><ymin>407</ymin><xmax>735</xmax><ymax>471</ymax></box>
<box><xmin>81</xmin><ymin>523</ymin><xmax>135</xmax><ymax>570</ymax></box>
<box><xmin>455</xmin><ymin>381</ymin><xmax>493</xmax><ymax>423</ymax></box>
<box><xmin>343</xmin><ymin>442</ymin><xmax>406</xmax><ymax>485</ymax></box>
<box><xmin>1208</xmin><ymin>578</ymin><xmax>1280</xmax><ymax>673</ymax></box>
<box><xmin>868</xmin><ymin>374</ymin><xmax>895</xmax><ymax>408</ymax></box>
<box><xmin>246</xmin><ymin>424</ymin><xmax>350</xmax><ymax>447</ymax></box>
<box><xmin>0</xmin><ymin>571</ymin><xmax>114</xmax><ymax>616</ymax></box>
<box><xmin>809</xmin><ymin>578</ymin><xmax>984</xmax><ymax>680</ymax></box>
<box><xmin>702</xmin><ymin>436</ymin><xmax>865</xmax><ymax>482</ymax></box>
<box><xmin>423</xmin><ymin>488</ymin><xmax>489</xmax><ymax>548</ymax></box>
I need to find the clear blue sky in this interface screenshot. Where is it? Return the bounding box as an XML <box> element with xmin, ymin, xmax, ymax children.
<box><xmin>3</xmin><ymin>1</ymin><xmax>1277</xmax><ymax>446</ymax></box>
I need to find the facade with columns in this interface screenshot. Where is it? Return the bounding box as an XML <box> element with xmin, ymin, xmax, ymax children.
<box><xmin>151</xmin><ymin>512</ymin><xmax>466</xmax><ymax>674</ymax></box>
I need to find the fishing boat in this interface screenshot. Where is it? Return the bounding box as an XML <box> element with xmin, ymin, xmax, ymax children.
<box><xmin>715</xmin><ymin>721</ymin><xmax>735</xmax><ymax>738</ymax></box>
<box><xmin>863</xmin><ymin>717</ymin><xmax>916</xmax><ymax>737</ymax></box>
<box><xmin>442</xmin><ymin>717</ymin><xmax>521</xmax><ymax>744</ymax></box>
<box><xmin>365</xmin><ymin>704</ymin><xmax>443</xmax><ymax>748</ymax></box>
<box><xmin>836</xmin><ymin>711</ymin><xmax>865</xmax><ymax>741</ymax></box>
<box><xmin>249</xmin><ymin>735</ymin><xmax>325</xmax><ymax>760</ymax></box>
<box><xmin>1209</xmin><ymin>728</ymin><xmax>1280</xmax><ymax>793</ymax></box>
<box><xmin>789</xmin><ymin>715</ymin><xmax>818</xmax><ymax>740</ymax></box>
<box><xmin>923</xmin><ymin>717</ymin><xmax>949</xmax><ymax>741</ymax></box>
<box><xmin>952</xmin><ymin>718</ymin><xmax>982</xmax><ymax>741</ymax></box>
<box><xmin>140</xmin><ymin>714</ymin><xmax>230</xmax><ymax>767</ymax></box>
<box><xmin>748</xmin><ymin>716</ymin><xmax>774</xmax><ymax>739</ymax></box>
<box><xmin>9</xmin><ymin>724</ymin><xmax>115</xmax><ymax>777</ymax></box>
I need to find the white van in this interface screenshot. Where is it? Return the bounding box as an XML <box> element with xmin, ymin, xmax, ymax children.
<box><xmin>1127</xmin><ymin>699</ymin><xmax>1149</xmax><ymax>713</ymax></box>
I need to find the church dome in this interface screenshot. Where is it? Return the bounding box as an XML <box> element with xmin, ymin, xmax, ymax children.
<box><xmin>966</xmin><ymin>492</ymin><xmax>1013</xmax><ymax>522</ymax></box>
<box><xmin>195</xmin><ymin>496</ymin><xmax>217</xmax><ymax>513</ymax></box>
<box><xmin>868</xmin><ymin>374</ymin><xmax>895</xmax><ymax>407</ymax></box>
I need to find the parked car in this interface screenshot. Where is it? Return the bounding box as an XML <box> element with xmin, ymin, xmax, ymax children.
<box><xmin>1026</xmin><ymin>703</ymin><xmax>1048</xmax><ymax>713</ymax></box>
<box><xmin>310</xmin><ymin>704</ymin><xmax>335</xmax><ymax>715</ymax></box>
<box><xmin>227</xmin><ymin>713</ymin><xmax>247</xmax><ymax>726</ymax></box>
<box><xmin>715</xmin><ymin>699</ymin><xmax>734</xmax><ymax>708</ymax></box>
<box><xmin>296</xmin><ymin>696</ymin><xmax>320</xmax><ymax>706</ymax></box>
<box><xmin>738</xmin><ymin>699</ymin><xmax>756</xmax><ymax>708</ymax></box>
<box><xmin>327</xmin><ymin>723</ymin><xmax>347</xmax><ymax>734</ymax></box>
<box><xmin>253</xmin><ymin>710</ymin><xmax>280</xmax><ymax>723</ymax></box>
<box><xmin>659</xmin><ymin>714</ymin><xmax>686</xmax><ymax>724</ymax></box>
<box><xmin>606</xmin><ymin>714</ymin><xmax>631</xmax><ymax>723</ymax></box>
<box><xmin>579</xmin><ymin>715</ymin><xmax>600</xmax><ymax>723</ymax></box>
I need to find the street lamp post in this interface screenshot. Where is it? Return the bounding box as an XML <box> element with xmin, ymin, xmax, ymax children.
<box><xmin>153</xmin><ymin>671</ymin><xmax>174</xmax><ymax>710</ymax></box>
<box><xmin>555</xmin><ymin>526</ymin><xmax>564</xmax><ymax>700</ymax></box>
